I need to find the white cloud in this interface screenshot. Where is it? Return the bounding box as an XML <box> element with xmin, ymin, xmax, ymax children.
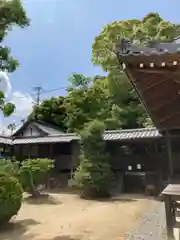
<box><xmin>0</xmin><ymin>72</ymin><xmax>35</xmax><ymax>135</ymax></box>
<box><xmin>10</xmin><ymin>91</ymin><xmax>34</xmax><ymax>117</ymax></box>
<box><xmin>0</xmin><ymin>71</ymin><xmax>11</xmax><ymax>97</ymax></box>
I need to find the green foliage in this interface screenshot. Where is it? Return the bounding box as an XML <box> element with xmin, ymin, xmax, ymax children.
<box><xmin>65</xmin><ymin>77</ymin><xmax>122</xmax><ymax>132</ymax></box>
<box><xmin>0</xmin><ymin>172</ymin><xmax>23</xmax><ymax>226</ymax></box>
<box><xmin>74</xmin><ymin>120</ymin><xmax>113</xmax><ymax>198</ymax></box>
<box><xmin>0</xmin><ymin>0</ymin><xmax>30</xmax><ymax>72</ymax></box>
<box><xmin>30</xmin><ymin>96</ymin><xmax>67</xmax><ymax>131</ymax></box>
<box><xmin>68</xmin><ymin>73</ymin><xmax>92</xmax><ymax>89</ymax></box>
<box><xmin>3</xmin><ymin>102</ymin><xmax>15</xmax><ymax>116</ymax></box>
<box><xmin>0</xmin><ymin>158</ymin><xmax>53</xmax><ymax>197</ymax></box>
<box><xmin>0</xmin><ymin>159</ymin><xmax>19</xmax><ymax>177</ymax></box>
<box><xmin>0</xmin><ymin>0</ymin><xmax>29</xmax><ymax>116</ymax></box>
<box><xmin>0</xmin><ymin>90</ymin><xmax>15</xmax><ymax>117</ymax></box>
<box><xmin>30</xmin><ymin>72</ymin><xmax>151</xmax><ymax>132</ymax></box>
<box><xmin>19</xmin><ymin>158</ymin><xmax>54</xmax><ymax>197</ymax></box>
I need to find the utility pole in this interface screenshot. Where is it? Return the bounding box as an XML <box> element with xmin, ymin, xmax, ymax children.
<box><xmin>33</xmin><ymin>86</ymin><xmax>42</xmax><ymax>105</ymax></box>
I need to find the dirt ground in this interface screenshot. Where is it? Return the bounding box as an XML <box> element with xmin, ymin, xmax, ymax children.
<box><xmin>0</xmin><ymin>192</ymin><xmax>156</xmax><ymax>240</ymax></box>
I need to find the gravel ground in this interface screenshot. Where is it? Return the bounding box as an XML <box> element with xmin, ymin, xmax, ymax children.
<box><xmin>124</xmin><ymin>201</ymin><xmax>166</xmax><ymax>240</ymax></box>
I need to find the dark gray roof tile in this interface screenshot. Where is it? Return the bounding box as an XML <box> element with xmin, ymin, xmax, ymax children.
<box><xmin>13</xmin><ymin>134</ymin><xmax>79</xmax><ymax>144</ymax></box>
<box><xmin>104</xmin><ymin>128</ymin><xmax>161</xmax><ymax>140</ymax></box>
<box><xmin>0</xmin><ymin>128</ymin><xmax>163</xmax><ymax>145</ymax></box>
<box><xmin>116</xmin><ymin>38</ymin><xmax>180</xmax><ymax>57</ymax></box>
<box><xmin>33</xmin><ymin>122</ymin><xmax>63</xmax><ymax>136</ymax></box>
<box><xmin>0</xmin><ymin>136</ymin><xmax>12</xmax><ymax>145</ymax></box>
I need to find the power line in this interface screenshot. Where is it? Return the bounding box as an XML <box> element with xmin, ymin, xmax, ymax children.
<box><xmin>5</xmin><ymin>85</ymin><xmax>67</xmax><ymax>103</ymax></box>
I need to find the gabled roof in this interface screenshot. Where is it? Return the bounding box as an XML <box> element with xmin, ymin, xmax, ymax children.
<box><xmin>115</xmin><ymin>38</ymin><xmax>180</xmax><ymax>131</ymax></box>
<box><xmin>33</xmin><ymin>121</ymin><xmax>63</xmax><ymax>136</ymax></box>
<box><xmin>12</xmin><ymin>120</ymin><xmax>63</xmax><ymax>137</ymax></box>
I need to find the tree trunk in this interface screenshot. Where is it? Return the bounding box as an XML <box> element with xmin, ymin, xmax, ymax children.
<box><xmin>28</xmin><ymin>171</ymin><xmax>40</xmax><ymax>198</ymax></box>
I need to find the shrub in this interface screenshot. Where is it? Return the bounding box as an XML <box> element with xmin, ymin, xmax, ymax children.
<box><xmin>74</xmin><ymin>120</ymin><xmax>113</xmax><ymax>198</ymax></box>
<box><xmin>0</xmin><ymin>172</ymin><xmax>23</xmax><ymax>226</ymax></box>
<box><xmin>75</xmin><ymin>159</ymin><xmax>113</xmax><ymax>198</ymax></box>
<box><xmin>0</xmin><ymin>159</ymin><xmax>19</xmax><ymax>177</ymax></box>
<box><xmin>19</xmin><ymin>158</ymin><xmax>54</xmax><ymax>197</ymax></box>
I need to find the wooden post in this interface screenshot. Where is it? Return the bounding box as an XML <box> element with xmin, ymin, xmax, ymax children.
<box><xmin>164</xmin><ymin>195</ymin><xmax>175</xmax><ymax>240</ymax></box>
<box><xmin>49</xmin><ymin>143</ymin><xmax>52</xmax><ymax>158</ymax></box>
<box><xmin>20</xmin><ymin>145</ymin><xmax>22</xmax><ymax>161</ymax></box>
<box><xmin>166</xmin><ymin>132</ymin><xmax>173</xmax><ymax>181</ymax></box>
<box><xmin>28</xmin><ymin>145</ymin><xmax>31</xmax><ymax>159</ymax></box>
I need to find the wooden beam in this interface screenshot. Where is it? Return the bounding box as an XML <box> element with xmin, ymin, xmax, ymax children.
<box><xmin>158</xmin><ymin>110</ymin><xmax>180</xmax><ymax>124</ymax></box>
<box><xmin>134</xmin><ymin>68</ymin><xmax>180</xmax><ymax>75</ymax></box>
<box><xmin>151</xmin><ymin>95</ymin><xmax>180</xmax><ymax>113</ymax></box>
<box><xmin>124</xmin><ymin>69</ymin><xmax>157</xmax><ymax>127</ymax></box>
<box><xmin>139</xmin><ymin>79</ymin><xmax>165</xmax><ymax>93</ymax></box>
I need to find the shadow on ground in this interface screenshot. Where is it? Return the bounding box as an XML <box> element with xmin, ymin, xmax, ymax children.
<box><xmin>46</xmin><ymin>188</ymin><xmax>159</xmax><ymax>202</ymax></box>
<box><xmin>47</xmin><ymin>188</ymin><xmax>80</xmax><ymax>196</ymax></box>
<box><xmin>23</xmin><ymin>194</ymin><xmax>61</xmax><ymax>205</ymax></box>
<box><xmin>44</xmin><ymin>235</ymin><xmax>82</xmax><ymax>240</ymax></box>
<box><xmin>0</xmin><ymin>218</ymin><xmax>39</xmax><ymax>240</ymax></box>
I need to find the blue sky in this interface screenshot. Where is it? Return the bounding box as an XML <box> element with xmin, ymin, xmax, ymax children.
<box><xmin>1</xmin><ymin>0</ymin><xmax>180</xmax><ymax>130</ymax></box>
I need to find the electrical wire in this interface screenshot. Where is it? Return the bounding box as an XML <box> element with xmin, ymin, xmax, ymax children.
<box><xmin>5</xmin><ymin>86</ymin><xmax>67</xmax><ymax>102</ymax></box>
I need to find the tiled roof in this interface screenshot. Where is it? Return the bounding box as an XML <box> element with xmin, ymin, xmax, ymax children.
<box><xmin>0</xmin><ymin>128</ymin><xmax>163</xmax><ymax>145</ymax></box>
<box><xmin>115</xmin><ymin>38</ymin><xmax>180</xmax><ymax>57</ymax></box>
<box><xmin>13</xmin><ymin>134</ymin><xmax>79</xmax><ymax>145</ymax></box>
<box><xmin>104</xmin><ymin>128</ymin><xmax>161</xmax><ymax>140</ymax></box>
<box><xmin>0</xmin><ymin>136</ymin><xmax>12</xmax><ymax>145</ymax></box>
<box><xmin>173</xmin><ymin>36</ymin><xmax>180</xmax><ymax>43</ymax></box>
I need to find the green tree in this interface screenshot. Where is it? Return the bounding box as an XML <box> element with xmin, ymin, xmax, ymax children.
<box><xmin>31</xmin><ymin>72</ymin><xmax>150</xmax><ymax>132</ymax></box>
<box><xmin>19</xmin><ymin>158</ymin><xmax>54</xmax><ymax>197</ymax></box>
<box><xmin>0</xmin><ymin>0</ymin><xmax>29</xmax><ymax>72</ymax></box>
<box><xmin>65</xmin><ymin>74</ymin><xmax>122</xmax><ymax>132</ymax></box>
<box><xmin>0</xmin><ymin>158</ymin><xmax>54</xmax><ymax>198</ymax></box>
<box><xmin>0</xmin><ymin>0</ymin><xmax>29</xmax><ymax>116</ymax></box>
<box><xmin>74</xmin><ymin>120</ymin><xmax>113</xmax><ymax>198</ymax></box>
<box><xmin>30</xmin><ymin>96</ymin><xmax>67</xmax><ymax>131</ymax></box>
<box><xmin>30</xmin><ymin>73</ymin><xmax>123</xmax><ymax>133</ymax></box>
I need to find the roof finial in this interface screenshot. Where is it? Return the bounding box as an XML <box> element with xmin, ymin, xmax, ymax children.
<box><xmin>116</xmin><ymin>38</ymin><xmax>132</xmax><ymax>54</ymax></box>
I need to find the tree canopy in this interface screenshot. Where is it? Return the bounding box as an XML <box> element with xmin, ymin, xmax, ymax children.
<box><xmin>31</xmin><ymin>73</ymin><xmax>150</xmax><ymax>132</ymax></box>
<box><xmin>0</xmin><ymin>0</ymin><xmax>29</xmax><ymax>72</ymax></box>
<box><xmin>0</xmin><ymin>0</ymin><xmax>29</xmax><ymax>117</ymax></box>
